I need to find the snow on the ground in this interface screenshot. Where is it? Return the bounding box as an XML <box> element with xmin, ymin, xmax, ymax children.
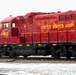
<box><xmin>0</xmin><ymin>63</ymin><xmax>76</xmax><ymax>75</ymax></box>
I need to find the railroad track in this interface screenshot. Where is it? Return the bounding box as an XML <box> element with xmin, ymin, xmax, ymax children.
<box><xmin>0</xmin><ymin>56</ymin><xmax>76</xmax><ymax>63</ymax></box>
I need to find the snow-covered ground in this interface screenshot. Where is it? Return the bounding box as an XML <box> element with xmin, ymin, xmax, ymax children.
<box><xmin>0</xmin><ymin>62</ymin><xmax>76</xmax><ymax>75</ymax></box>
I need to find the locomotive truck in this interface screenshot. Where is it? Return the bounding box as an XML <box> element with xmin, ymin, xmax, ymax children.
<box><xmin>0</xmin><ymin>10</ymin><xmax>76</xmax><ymax>59</ymax></box>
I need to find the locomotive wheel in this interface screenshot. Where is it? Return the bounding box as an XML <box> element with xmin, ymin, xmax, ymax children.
<box><xmin>75</xmin><ymin>56</ymin><xmax>76</xmax><ymax>59</ymax></box>
<box><xmin>0</xmin><ymin>53</ymin><xmax>2</xmax><ymax>58</ymax></box>
<box><xmin>7</xmin><ymin>48</ymin><xmax>15</xmax><ymax>58</ymax></box>
<box><xmin>54</xmin><ymin>51</ymin><xmax>60</xmax><ymax>59</ymax></box>
<box><xmin>75</xmin><ymin>53</ymin><xmax>76</xmax><ymax>59</ymax></box>
<box><xmin>6</xmin><ymin>47</ymin><xmax>17</xmax><ymax>58</ymax></box>
<box><xmin>66</xmin><ymin>51</ymin><xmax>71</xmax><ymax>59</ymax></box>
<box><xmin>13</xmin><ymin>53</ymin><xmax>17</xmax><ymax>58</ymax></box>
<box><xmin>9</xmin><ymin>51</ymin><xmax>14</xmax><ymax>58</ymax></box>
<box><xmin>6</xmin><ymin>48</ymin><xmax>13</xmax><ymax>58</ymax></box>
<box><xmin>75</xmin><ymin>48</ymin><xmax>76</xmax><ymax>59</ymax></box>
<box><xmin>37</xmin><ymin>49</ymin><xmax>46</xmax><ymax>55</ymax></box>
<box><xmin>24</xmin><ymin>55</ymin><xmax>27</xmax><ymax>58</ymax></box>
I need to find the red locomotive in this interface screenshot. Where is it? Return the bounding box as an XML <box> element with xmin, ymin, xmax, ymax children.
<box><xmin>0</xmin><ymin>10</ymin><xmax>76</xmax><ymax>59</ymax></box>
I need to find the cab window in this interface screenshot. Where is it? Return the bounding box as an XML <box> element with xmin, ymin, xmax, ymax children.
<box><xmin>12</xmin><ymin>22</ymin><xmax>16</xmax><ymax>27</ymax></box>
<box><xmin>3</xmin><ymin>23</ymin><xmax>8</xmax><ymax>29</ymax></box>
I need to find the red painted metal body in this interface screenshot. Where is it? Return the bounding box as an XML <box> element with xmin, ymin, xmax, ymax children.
<box><xmin>25</xmin><ymin>11</ymin><xmax>76</xmax><ymax>44</ymax></box>
<box><xmin>1</xmin><ymin>11</ymin><xmax>76</xmax><ymax>44</ymax></box>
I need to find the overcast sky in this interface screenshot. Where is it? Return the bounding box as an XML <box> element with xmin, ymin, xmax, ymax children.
<box><xmin>0</xmin><ymin>0</ymin><xmax>76</xmax><ymax>21</ymax></box>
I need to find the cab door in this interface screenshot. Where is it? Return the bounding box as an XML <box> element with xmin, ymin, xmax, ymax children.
<box><xmin>11</xmin><ymin>22</ymin><xmax>20</xmax><ymax>44</ymax></box>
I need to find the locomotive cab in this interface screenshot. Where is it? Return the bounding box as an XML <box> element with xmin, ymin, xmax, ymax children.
<box><xmin>0</xmin><ymin>16</ymin><xmax>24</xmax><ymax>44</ymax></box>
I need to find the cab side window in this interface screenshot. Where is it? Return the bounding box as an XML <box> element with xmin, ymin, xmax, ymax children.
<box><xmin>12</xmin><ymin>22</ymin><xmax>16</xmax><ymax>28</ymax></box>
<box><xmin>3</xmin><ymin>23</ymin><xmax>8</xmax><ymax>30</ymax></box>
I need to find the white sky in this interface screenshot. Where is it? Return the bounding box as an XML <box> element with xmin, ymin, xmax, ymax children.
<box><xmin>0</xmin><ymin>0</ymin><xmax>76</xmax><ymax>21</ymax></box>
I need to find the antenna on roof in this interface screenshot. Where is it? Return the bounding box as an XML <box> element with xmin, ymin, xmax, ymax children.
<box><xmin>10</xmin><ymin>15</ymin><xmax>12</xmax><ymax>17</ymax></box>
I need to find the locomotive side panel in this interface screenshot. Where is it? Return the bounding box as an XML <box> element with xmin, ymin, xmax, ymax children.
<box><xmin>25</xmin><ymin>33</ymin><xmax>32</xmax><ymax>43</ymax></box>
<box><xmin>49</xmin><ymin>32</ymin><xmax>57</xmax><ymax>43</ymax></box>
<box><xmin>33</xmin><ymin>33</ymin><xmax>40</xmax><ymax>43</ymax></box>
<box><xmin>68</xmin><ymin>31</ymin><xmax>76</xmax><ymax>42</ymax></box>
<box><xmin>58</xmin><ymin>31</ymin><xmax>67</xmax><ymax>42</ymax></box>
<box><xmin>41</xmin><ymin>33</ymin><xmax>48</xmax><ymax>43</ymax></box>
